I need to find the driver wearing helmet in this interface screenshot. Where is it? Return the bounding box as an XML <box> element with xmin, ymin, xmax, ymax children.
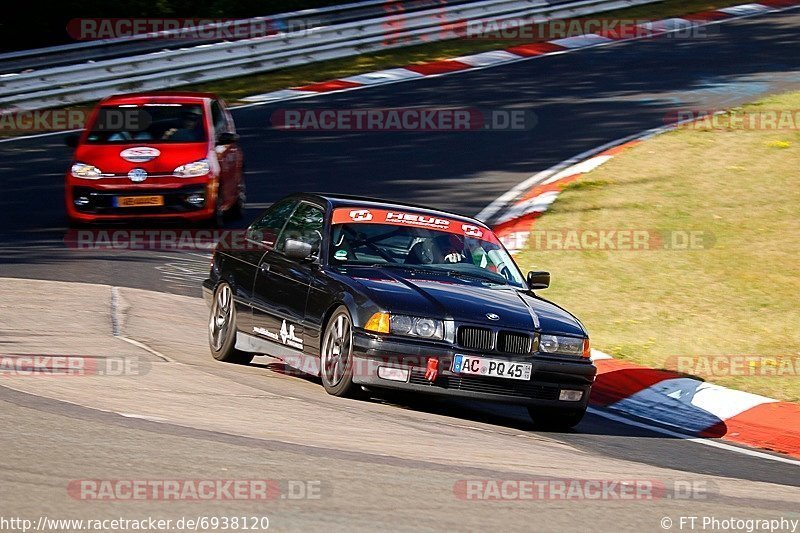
<box><xmin>406</xmin><ymin>233</ymin><xmax>472</xmax><ymax>265</ymax></box>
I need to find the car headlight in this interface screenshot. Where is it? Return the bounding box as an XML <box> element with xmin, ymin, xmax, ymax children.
<box><xmin>365</xmin><ymin>312</ymin><xmax>445</xmax><ymax>341</ymax></box>
<box><xmin>174</xmin><ymin>159</ymin><xmax>210</xmax><ymax>178</ymax></box>
<box><xmin>71</xmin><ymin>162</ymin><xmax>103</xmax><ymax>179</ymax></box>
<box><xmin>540</xmin><ymin>334</ymin><xmax>590</xmax><ymax>358</ymax></box>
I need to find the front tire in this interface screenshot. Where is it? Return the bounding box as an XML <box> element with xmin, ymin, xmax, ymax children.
<box><xmin>320</xmin><ymin>307</ymin><xmax>360</xmax><ymax>398</ymax></box>
<box><xmin>528</xmin><ymin>406</ymin><xmax>586</xmax><ymax>431</ymax></box>
<box><xmin>209</xmin><ymin>282</ymin><xmax>253</xmax><ymax>364</ymax></box>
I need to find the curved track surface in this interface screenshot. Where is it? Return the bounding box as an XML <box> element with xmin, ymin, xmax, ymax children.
<box><xmin>0</xmin><ymin>10</ymin><xmax>799</xmax><ymax>527</ymax></box>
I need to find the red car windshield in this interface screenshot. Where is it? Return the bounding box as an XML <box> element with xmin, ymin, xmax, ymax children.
<box><xmin>329</xmin><ymin>207</ymin><xmax>526</xmax><ymax>287</ymax></box>
<box><xmin>85</xmin><ymin>103</ymin><xmax>207</xmax><ymax>144</ymax></box>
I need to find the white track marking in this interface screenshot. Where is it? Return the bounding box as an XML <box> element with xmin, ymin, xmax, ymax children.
<box><xmin>550</xmin><ymin>34</ymin><xmax>614</xmax><ymax>49</ymax></box>
<box><xmin>588</xmin><ymin>407</ymin><xmax>800</xmax><ymax>467</ymax></box>
<box><xmin>720</xmin><ymin>3</ymin><xmax>773</xmax><ymax>15</ymax></box>
<box><xmin>238</xmin><ymin>88</ymin><xmax>315</xmax><ymax>103</ymax></box>
<box><xmin>111</xmin><ymin>286</ymin><xmax>175</xmax><ymax>363</ymax></box>
<box><xmin>340</xmin><ymin>67</ymin><xmax>424</xmax><ymax>85</ymax></box>
<box><xmin>607</xmin><ymin>378</ymin><xmax>776</xmax><ymax>433</ymax></box>
<box><xmin>452</xmin><ymin>50</ymin><xmax>520</xmax><ymax>67</ymax></box>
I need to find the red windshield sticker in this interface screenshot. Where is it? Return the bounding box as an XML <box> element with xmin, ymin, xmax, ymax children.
<box><xmin>331</xmin><ymin>208</ymin><xmax>498</xmax><ymax>243</ymax></box>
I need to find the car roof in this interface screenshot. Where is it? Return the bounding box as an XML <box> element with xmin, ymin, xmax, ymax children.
<box><xmin>99</xmin><ymin>92</ymin><xmax>219</xmax><ymax>106</ymax></box>
<box><xmin>292</xmin><ymin>193</ymin><xmax>490</xmax><ymax>229</ymax></box>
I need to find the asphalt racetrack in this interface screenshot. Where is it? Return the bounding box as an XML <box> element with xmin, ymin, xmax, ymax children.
<box><xmin>0</xmin><ymin>9</ymin><xmax>799</xmax><ymax>532</ymax></box>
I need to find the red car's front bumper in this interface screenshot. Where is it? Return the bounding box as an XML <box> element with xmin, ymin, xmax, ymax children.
<box><xmin>65</xmin><ymin>174</ymin><xmax>218</xmax><ymax>223</ymax></box>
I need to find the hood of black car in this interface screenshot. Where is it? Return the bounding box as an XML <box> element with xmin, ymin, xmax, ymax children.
<box><xmin>343</xmin><ymin>266</ymin><xmax>586</xmax><ymax>336</ymax></box>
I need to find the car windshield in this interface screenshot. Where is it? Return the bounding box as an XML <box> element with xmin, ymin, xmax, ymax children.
<box><xmin>329</xmin><ymin>208</ymin><xmax>526</xmax><ymax>288</ymax></box>
<box><xmin>85</xmin><ymin>103</ymin><xmax>207</xmax><ymax>144</ymax></box>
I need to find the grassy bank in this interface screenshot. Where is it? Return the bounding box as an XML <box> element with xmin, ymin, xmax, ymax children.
<box><xmin>516</xmin><ymin>91</ymin><xmax>800</xmax><ymax>401</ymax></box>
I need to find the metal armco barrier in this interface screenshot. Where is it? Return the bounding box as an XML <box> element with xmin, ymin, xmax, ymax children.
<box><xmin>0</xmin><ymin>0</ymin><xmax>659</xmax><ymax>111</ymax></box>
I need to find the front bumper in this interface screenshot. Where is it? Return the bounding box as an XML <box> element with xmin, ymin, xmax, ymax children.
<box><xmin>66</xmin><ymin>177</ymin><xmax>215</xmax><ymax>222</ymax></box>
<box><xmin>351</xmin><ymin>331</ymin><xmax>595</xmax><ymax>408</ymax></box>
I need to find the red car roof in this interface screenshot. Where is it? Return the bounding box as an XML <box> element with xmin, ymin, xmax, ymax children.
<box><xmin>99</xmin><ymin>91</ymin><xmax>219</xmax><ymax>106</ymax></box>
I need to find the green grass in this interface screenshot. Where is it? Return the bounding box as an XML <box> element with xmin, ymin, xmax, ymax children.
<box><xmin>515</xmin><ymin>91</ymin><xmax>800</xmax><ymax>402</ymax></box>
<box><xmin>181</xmin><ymin>0</ymin><xmax>750</xmax><ymax>102</ymax></box>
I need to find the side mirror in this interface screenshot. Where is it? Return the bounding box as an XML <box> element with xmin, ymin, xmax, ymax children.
<box><xmin>64</xmin><ymin>132</ymin><xmax>80</xmax><ymax>148</ymax></box>
<box><xmin>284</xmin><ymin>239</ymin><xmax>314</xmax><ymax>262</ymax></box>
<box><xmin>217</xmin><ymin>132</ymin><xmax>240</xmax><ymax>145</ymax></box>
<box><xmin>527</xmin><ymin>270</ymin><xmax>550</xmax><ymax>290</ymax></box>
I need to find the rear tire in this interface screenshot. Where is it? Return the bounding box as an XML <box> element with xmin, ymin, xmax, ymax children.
<box><xmin>528</xmin><ymin>406</ymin><xmax>586</xmax><ymax>431</ymax></box>
<box><xmin>209</xmin><ymin>282</ymin><xmax>253</xmax><ymax>364</ymax></box>
<box><xmin>320</xmin><ymin>307</ymin><xmax>361</xmax><ymax>398</ymax></box>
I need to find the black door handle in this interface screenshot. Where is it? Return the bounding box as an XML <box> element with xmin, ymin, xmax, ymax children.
<box><xmin>259</xmin><ymin>263</ymin><xmax>270</xmax><ymax>272</ymax></box>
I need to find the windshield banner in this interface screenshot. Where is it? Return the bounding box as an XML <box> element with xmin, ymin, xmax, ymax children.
<box><xmin>331</xmin><ymin>208</ymin><xmax>498</xmax><ymax>243</ymax></box>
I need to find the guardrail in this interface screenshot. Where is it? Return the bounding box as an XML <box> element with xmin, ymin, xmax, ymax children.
<box><xmin>0</xmin><ymin>0</ymin><xmax>660</xmax><ymax>111</ymax></box>
<box><xmin>0</xmin><ymin>0</ymin><xmax>480</xmax><ymax>75</ymax></box>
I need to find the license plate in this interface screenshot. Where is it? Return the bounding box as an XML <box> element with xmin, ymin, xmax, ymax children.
<box><xmin>114</xmin><ymin>195</ymin><xmax>164</xmax><ymax>207</ymax></box>
<box><xmin>452</xmin><ymin>354</ymin><xmax>532</xmax><ymax>381</ymax></box>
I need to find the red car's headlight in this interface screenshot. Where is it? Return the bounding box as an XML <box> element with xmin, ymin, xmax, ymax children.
<box><xmin>174</xmin><ymin>159</ymin><xmax>210</xmax><ymax>178</ymax></box>
<box><xmin>71</xmin><ymin>162</ymin><xmax>103</xmax><ymax>179</ymax></box>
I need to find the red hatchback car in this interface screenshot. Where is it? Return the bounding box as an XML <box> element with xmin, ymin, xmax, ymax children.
<box><xmin>65</xmin><ymin>92</ymin><xmax>244</xmax><ymax>225</ymax></box>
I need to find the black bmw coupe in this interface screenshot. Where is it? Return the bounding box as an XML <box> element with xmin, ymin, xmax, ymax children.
<box><xmin>203</xmin><ymin>193</ymin><xmax>596</xmax><ymax>429</ymax></box>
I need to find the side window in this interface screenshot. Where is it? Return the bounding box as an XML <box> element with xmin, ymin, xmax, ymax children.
<box><xmin>247</xmin><ymin>199</ymin><xmax>298</xmax><ymax>249</ymax></box>
<box><xmin>210</xmin><ymin>101</ymin><xmax>226</xmax><ymax>138</ymax></box>
<box><xmin>276</xmin><ymin>203</ymin><xmax>325</xmax><ymax>256</ymax></box>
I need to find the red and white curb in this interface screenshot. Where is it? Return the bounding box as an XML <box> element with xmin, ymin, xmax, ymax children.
<box><xmin>241</xmin><ymin>0</ymin><xmax>800</xmax><ymax>105</ymax></box>
<box><xmin>482</xmin><ymin>133</ymin><xmax>649</xmax><ymax>252</ymax></box>
<box><xmin>589</xmin><ymin>350</ymin><xmax>800</xmax><ymax>460</ymax></box>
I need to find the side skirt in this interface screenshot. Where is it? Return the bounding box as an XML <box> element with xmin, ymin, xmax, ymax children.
<box><xmin>235</xmin><ymin>331</ymin><xmax>321</xmax><ymax>377</ymax></box>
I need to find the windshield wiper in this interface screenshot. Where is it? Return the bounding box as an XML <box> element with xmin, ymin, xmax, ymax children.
<box><xmin>438</xmin><ymin>269</ymin><xmax>509</xmax><ymax>285</ymax></box>
<box><xmin>365</xmin><ymin>263</ymin><xmax>509</xmax><ymax>285</ymax></box>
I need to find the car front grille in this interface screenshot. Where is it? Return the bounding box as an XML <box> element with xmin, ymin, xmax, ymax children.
<box><xmin>409</xmin><ymin>370</ymin><xmax>559</xmax><ymax>400</ymax></box>
<box><xmin>457</xmin><ymin>326</ymin><xmax>494</xmax><ymax>351</ymax></box>
<box><xmin>457</xmin><ymin>326</ymin><xmax>533</xmax><ymax>355</ymax></box>
<box><xmin>498</xmin><ymin>331</ymin><xmax>532</xmax><ymax>354</ymax></box>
